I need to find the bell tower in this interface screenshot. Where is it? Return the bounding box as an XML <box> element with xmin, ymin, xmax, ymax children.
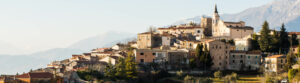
<box><xmin>212</xmin><ymin>4</ymin><xmax>220</xmax><ymax>25</ymax></box>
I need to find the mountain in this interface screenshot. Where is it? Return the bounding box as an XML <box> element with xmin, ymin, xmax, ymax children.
<box><xmin>174</xmin><ymin>0</ymin><xmax>300</xmax><ymax>32</ymax></box>
<box><xmin>0</xmin><ymin>31</ymin><xmax>135</xmax><ymax>74</ymax></box>
<box><xmin>68</xmin><ymin>31</ymin><xmax>136</xmax><ymax>52</ymax></box>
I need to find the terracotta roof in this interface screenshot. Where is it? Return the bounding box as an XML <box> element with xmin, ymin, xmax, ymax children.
<box><xmin>266</xmin><ymin>55</ymin><xmax>286</xmax><ymax>58</ymax></box>
<box><xmin>230</xmin><ymin>50</ymin><xmax>247</xmax><ymax>53</ymax></box>
<box><xmin>224</xmin><ymin>21</ymin><xmax>244</xmax><ymax>24</ymax></box>
<box><xmin>16</xmin><ymin>72</ymin><xmax>53</xmax><ymax>78</ymax></box>
<box><xmin>246</xmin><ymin>50</ymin><xmax>262</xmax><ymax>54</ymax></box>
<box><xmin>288</xmin><ymin>32</ymin><xmax>300</xmax><ymax>35</ymax></box>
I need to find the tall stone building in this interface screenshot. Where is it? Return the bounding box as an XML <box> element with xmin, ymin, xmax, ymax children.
<box><xmin>137</xmin><ymin>32</ymin><xmax>161</xmax><ymax>49</ymax></box>
<box><xmin>200</xmin><ymin>17</ymin><xmax>212</xmax><ymax>36</ymax></box>
<box><xmin>208</xmin><ymin>40</ymin><xmax>234</xmax><ymax>70</ymax></box>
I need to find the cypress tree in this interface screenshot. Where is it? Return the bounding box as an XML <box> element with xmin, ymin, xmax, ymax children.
<box><xmin>115</xmin><ymin>58</ymin><xmax>126</xmax><ymax>79</ymax></box>
<box><xmin>104</xmin><ymin>58</ymin><xmax>116</xmax><ymax>79</ymax></box>
<box><xmin>204</xmin><ymin>44</ymin><xmax>213</xmax><ymax>70</ymax></box>
<box><xmin>251</xmin><ymin>33</ymin><xmax>260</xmax><ymax>50</ymax></box>
<box><xmin>271</xmin><ymin>30</ymin><xmax>280</xmax><ymax>53</ymax></box>
<box><xmin>292</xmin><ymin>34</ymin><xmax>299</xmax><ymax>46</ymax></box>
<box><xmin>279</xmin><ymin>23</ymin><xmax>290</xmax><ymax>54</ymax></box>
<box><xmin>259</xmin><ymin>21</ymin><xmax>271</xmax><ymax>52</ymax></box>
<box><xmin>125</xmin><ymin>52</ymin><xmax>138</xmax><ymax>80</ymax></box>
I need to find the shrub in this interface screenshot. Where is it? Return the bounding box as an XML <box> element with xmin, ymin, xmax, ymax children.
<box><xmin>288</xmin><ymin>69</ymin><xmax>298</xmax><ymax>81</ymax></box>
<box><xmin>176</xmin><ymin>70</ymin><xmax>184</xmax><ymax>79</ymax></box>
<box><xmin>214</xmin><ymin>71</ymin><xmax>222</xmax><ymax>79</ymax></box>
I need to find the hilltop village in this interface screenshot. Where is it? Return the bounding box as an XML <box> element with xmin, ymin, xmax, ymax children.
<box><xmin>2</xmin><ymin>5</ymin><xmax>300</xmax><ymax>83</ymax></box>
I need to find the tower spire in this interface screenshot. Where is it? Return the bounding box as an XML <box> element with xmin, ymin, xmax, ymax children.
<box><xmin>214</xmin><ymin>4</ymin><xmax>218</xmax><ymax>13</ymax></box>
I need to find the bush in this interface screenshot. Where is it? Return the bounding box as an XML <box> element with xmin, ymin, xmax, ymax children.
<box><xmin>184</xmin><ymin>76</ymin><xmax>212</xmax><ymax>83</ymax></box>
<box><xmin>214</xmin><ymin>71</ymin><xmax>222</xmax><ymax>79</ymax></box>
<box><xmin>288</xmin><ymin>69</ymin><xmax>298</xmax><ymax>81</ymax></box>
<box><xmin>176</xmin><ymin>70</ymin><xmax>184</xmax><ymax>79</ymax></box>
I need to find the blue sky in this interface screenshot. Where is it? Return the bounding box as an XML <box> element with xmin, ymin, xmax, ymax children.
<box><xmin>0</xmin><ymin>0</ymin><xmax>273</xmax><ymax>54</ymax></box>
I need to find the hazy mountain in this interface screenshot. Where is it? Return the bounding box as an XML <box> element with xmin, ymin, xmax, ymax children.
<box><xmin>68</xmin><ymin>31</ymin><xmax>136</xmax><ymax>52</ymax></box>
<box><xmin>174</xmin><ymin>0</ymin><xmax>300</xmax><ymax>32</ymax></box>
<box><xmin>0</xmin><ymin>31</ymin><xmax>136</xmax><ymax>74</ymax></box>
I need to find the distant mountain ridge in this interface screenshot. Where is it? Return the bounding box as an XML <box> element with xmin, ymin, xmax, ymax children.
<box><xmin>174</xmin><ymin>0</ymin><xmax>300</xmax><ymax>32</ymax></box>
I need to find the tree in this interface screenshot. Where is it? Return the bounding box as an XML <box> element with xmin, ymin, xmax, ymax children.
<box><xmin>279</xmin><ymin>23</ymin><xmax>290</xmax><ymax>54</ymax></box>
<box><xmin>292</xmin><ymin>34</ymin><xmax>299</xmax><ymax>46</ymax></box>
<box><xmin>251</xmin><ymin>33</ymin><xmax>260</xmax><ymax>50</ymax></box>
<box><xmin>203</xmin><ymin>44</ymin><xmax>213</xmax><ymax>71</ymax></box>
<box><xmin>296</xmin><ymin>44</ymin><xmax>300</xmax><ymax>57</ymax></box>
<box><xmin>270</xmin><ymin>30</ymin><xmax>280</xmax><ymax>53</ymax></box>
<box><xmin>115</xmin><ymin>58</ymin><xmax>126</xmax><ymax>79</ymax></box>
<box><xmin>195</xmin><ymin>44</ymin><xmax>204</xmax><ymax>58</ymax></box>
<box><xmin>285</xmin><ymin>53</ymin><xmax>296</xmax><ymax>71</ymax></box>
<box><xmin>104</xmin><ymin>59</ymin><xmax>116</xmax><ymax>79</ymax></box>
<box><xmin>259</xmin><ymin>21</ymin><xmax>272</xmax><ymax>52</ymax></box>
<box><xmin>228</xmin><ymin>39</ymin><xmax>235</xmax><ymax>45</ymax></box>
<box><xmin>214</xmin><ymin>71</ymin><xmax>223</xmax><ymax>79</ymax></box>
<box><xmin>189</xmin><ymin>21</ymin><xmax>197</xmax><ymax>26</ymax></box>
<box><xmin>125</xmin><ymin>52</ymin><xmax>138</xmax><ymax>80</ymax></box>
<box><xmin>148</xmin><ymin>26</ymin><xmax>157</xmax><ymax>33</ymax></box>
<box><xmin>288</xmin><ymin>69</ymin><xmax>298</xmax><ymax>81</ymax></box>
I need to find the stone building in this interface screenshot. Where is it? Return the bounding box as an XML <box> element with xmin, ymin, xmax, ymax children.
<box><xmin>208</xmin><ymin>40</ymin><xmax>235</xmax><ymax>70</ymax></box>
<box><xmin>228</xmin><ymin>50</ymin><xmax>261</xmax><ymax>71</ymax></box>
<box><xmin>265</xmin><ymin>55</ymin><xmax>287</xmax><ymax>72</ymax></box>
<box><xmin>200</xmin><ymin>17</ymin><xmax>212</xmax><ymax>36</ymax></box>
<box><xmin>157</xmin><ymin>26</ymin><xmax>205</xmax><ymax>40</ymax></box>
<box><xmin>137</xmin><ymin>32</ymin><xmax>161</xmax><ymax>49</ymax></box>
<box><xmin>134</xmin><ymin>49</ymin><xmax>166</xmax><ymax>63</ymax></box>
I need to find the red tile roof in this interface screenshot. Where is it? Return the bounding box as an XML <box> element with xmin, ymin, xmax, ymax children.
<box><xmin>288</xmin><ymin>32</ymin><xmax>300</xmax><ymax>35</ymax></box>
<box><xmin>266</xmin><ymin>55</ymin><xmax>286</xmax><ymax>58</ymax></box>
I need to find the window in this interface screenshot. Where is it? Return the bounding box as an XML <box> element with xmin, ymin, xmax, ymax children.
<box><xmin>240</xmin><ymin>60</ymin><xmax>243</xmax><ymax>64</ymax></box>
<box><xmin>237</xmin><ymin>30</ymin><xmax>239</xmax><ymax>31</ymax></box>
<box><xmin>233</xmin><ymin>60</ymin><xmax>235</xmax><ymax>63</ymax></box>
<box><xmin>281</xmin><ymin>59</ymin><xmax>283</xmax><ymax>63</ymax></box>
<box><xmin>219</xmin><ymin>63</ymin><xmax>221</xmax><ymax>66</ymax></box>
<box><xmin>219</xmin><ymin>56</ymin><xmax>221</xmax><ymax>59</ymax></box>
<box><xmin>197</xmin><ymin>30</ymin><xmax>201</xmax><ymax>33</ymax></box>
<box><xmin>248</xmin><ymin>56</ymin><xmax>250</xmax><ymax>59</ymax></box>
<box><xmin>241</xmin><ymin>55</ymin><xmax>243</xmax><ymax>58</ymax></box>
<box><xmin>233</xmin><ymin>55</ymin><xmax>235</xmax><ymax>58</ymax></box>
<box><xmin>140</xmin><ymin>59</ymin><xmax>144</xmax><ymax>63</ymax></box>
<box><xmin>255</xmin><ymin>56</ymin><xmax>258</xmax><ymax>59</ymax></box>
<box><xmin>140</xmin><ymin>53</ymin><xmax>144</xmax><ymax>55</ymax></box>
<box><xmin>152</xmin><ymin>53</ymin><xmax>156</xmax><ymax>56</ymax></box>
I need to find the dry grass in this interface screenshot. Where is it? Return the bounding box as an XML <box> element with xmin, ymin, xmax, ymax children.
<box><xmin>212</xmin><ymin>75</ymin><xmax>262</xmax><ymax>83</ymax></box>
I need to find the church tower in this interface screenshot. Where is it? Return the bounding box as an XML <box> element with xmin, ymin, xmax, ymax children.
<box><xmin>212</xmin><ymin>4</ymin><xmax>220</xmax><ymax>25</ymax></box>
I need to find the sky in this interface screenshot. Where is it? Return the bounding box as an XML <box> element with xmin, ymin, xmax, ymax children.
<box><xmin>0</xmin><ymin>0</ymin><xmax>273</xmax><ymax>55</ymax></box>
